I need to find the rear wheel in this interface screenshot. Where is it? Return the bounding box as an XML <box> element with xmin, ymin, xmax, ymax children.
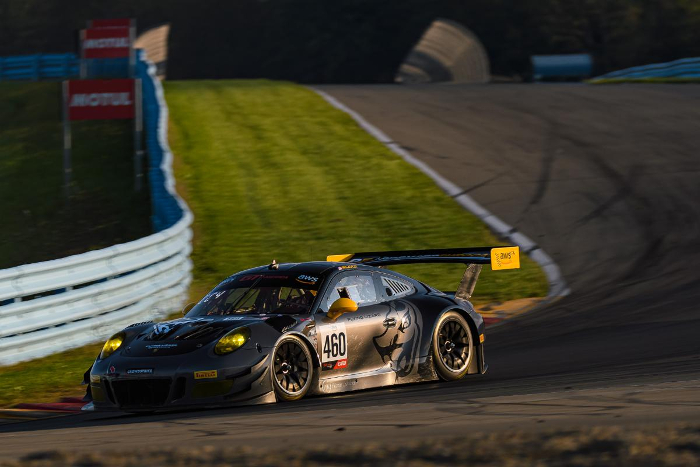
<box><xmin>431</xmin><ymin>311</ymin><xmax>474</xmax><ymax>381</ymax></box>
<box><xmin>272</xmin><ymin>335</ymin><xmax>313</xmax><ymax>401</ymax></box>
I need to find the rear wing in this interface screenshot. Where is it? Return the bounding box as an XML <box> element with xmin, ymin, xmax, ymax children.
<box><xmin>326</xmin><ymin>247</ymin><xmax>520</xmax><ymax>301</ymax></box>
<box><xmin>326</xmin><ymin>247</ymin><xmax>520</xmax><ymax>270</ymax></box>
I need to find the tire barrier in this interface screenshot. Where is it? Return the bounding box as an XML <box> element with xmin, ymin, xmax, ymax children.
<box><xmin>135</xmin><ymin>24</ymin><xmax>170</xmax><ymax>80</ymax></box>
<box><xmin>395</xmin><ymin>19</ymin><xmax>490</xmax><ymax>84</ymax></box>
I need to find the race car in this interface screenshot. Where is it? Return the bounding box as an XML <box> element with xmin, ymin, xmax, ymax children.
<box><xmin>85</xmin><ymin>247</ymin><xmax>520</xmax><ymax>411</ymax></box>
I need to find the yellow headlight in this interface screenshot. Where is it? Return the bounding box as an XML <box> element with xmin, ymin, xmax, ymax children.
<box><xmin>215</xmin><ymin>327</ymin><xmax>250</xmax><ymax>355</ymax></box>
<box><xmin>100</xmin><ymin>332</ymin><xmax>125</xmax><ymax>360</ymax></box>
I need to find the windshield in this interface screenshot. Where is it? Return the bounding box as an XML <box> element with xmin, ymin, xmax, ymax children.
<box><xmin>187</xmin><ymin>273</ymin><xmax>321</xmax><ymax>317</ymax></box>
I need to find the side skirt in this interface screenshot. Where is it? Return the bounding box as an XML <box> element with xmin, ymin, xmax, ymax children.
<box><xmin>312</xmin><ymin>357</ymin><xmax>439</xmax><ymax>396</ymax></box>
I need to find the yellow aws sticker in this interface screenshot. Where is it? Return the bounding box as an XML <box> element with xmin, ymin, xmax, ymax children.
<box><xmin>490</xmin><ymin>247</ymin><xmax>520</xmax><ymax>270</ymax></box>
<box><xmin>194</xmin><ymin>370</ymin><xmax>218</xmax><ymax>380</ymax></box>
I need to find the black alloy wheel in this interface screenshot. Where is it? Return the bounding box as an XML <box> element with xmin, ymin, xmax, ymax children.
<box><xmin>272</xmin><ymin>335</ymin><xmax>313</xmax><ymax>401</ymax></box>
<box><xmin>431</xmin><ymin>311</ymin><xmax>474</xmax><ymax>381</ymax></box>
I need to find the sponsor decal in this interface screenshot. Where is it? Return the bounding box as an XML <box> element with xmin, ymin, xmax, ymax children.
<box><xmin>194</xmin><ymin>370</ymin><xmax>218</xmax><ymax>380</ymax></box>
<box><xmin>322</xmin><ymin>359</ymin><xmax>348</xmax><ymax>371</ymax></box>
<box><xmin>145</xmin><ymin>343</ymin><xmax>177</xmax><ymax>349</ymax></box>
<box><xmin>319</xmin><ymin>323</ymin><xmax>348</xmax><ymax>364</ymax></box>
<box><xmin>296</xmin><ymin>274</ymin><xmax>319</xmax><ymax>284</ymax></box>
<box><xmin>239</xmin><ymin>274</ymin><xmax>261</xmax><ymax>281</ymax></box>
<box><xmin>338</xmin><ymin>265</ymin><xmax>357</xmax><ymax>270</ymax></box>
<box><xmin>239</xmin><ymin>274</ymin><xmax>289</xmax><ymax>281</ymax></box>
<box><xmin>82</xmin><ymin>27</ymin><xmax>131</xmax><ymax>59</ymax></box>
<box><xmin>84</xmin><ymin>38</ymin><xmax>130</xmax><ymax>49</ymax></box>
<box><xmin>222</xmin><ymin>316</ymin><xmax>246</xmax><ymax>321</ymax></box>
<box><xmin>202</xmin><ymin>290</ymin><xmax>226</xmax><ymax>303</ymax></box>
<box><xmin>479</xmin><ymin>334</ymin><xmax>485</xmax><ymax>343</ymax></box>
<box><xmin>490</xmin><ymin>246</ymin><xmax>520</xmax><ymax>270</ymax></box>
<box><xmin>90</xmin><ymin>374</ymin><xmax>101</xmax><ymax>383</ymax></box>
<box><xmin>347</xmin><ymin>312</ymin><xmax>379</xmax><ymax>322</ymax></box>
<box><xmin>66</xmin><ymin>79</ymin><xmax>135</xmax><ymax>121</ymax></box>
<box><xmin>152</xmin><ymin>322</ymin><xmax>173</xmax><ymax>335</ymax></box>
<box><xmin>126</xmin><ymin>368</ymin><xmax>153</xmax><ymax>375</ymax></box>
<box><xmin>322</xmin><ymin>379</ymin><xmax>358</xmax><ymax>391</ymax></box>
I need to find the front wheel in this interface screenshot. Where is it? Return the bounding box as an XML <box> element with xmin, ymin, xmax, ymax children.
<box><xmin>431</xmin><ymin>311</ymin><xmax>474</xmax><ymax>381</ymax></box>
<box><xmin>271</xmin><ymin>335</ymin><xmax>314</xmax><ymax>402</ymax></box>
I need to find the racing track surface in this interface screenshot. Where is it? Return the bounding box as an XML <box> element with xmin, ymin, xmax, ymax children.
<box><xmin>1</xmin><ymin>84</ymin><xmax>700</xmax><ymax>458</ymax></box>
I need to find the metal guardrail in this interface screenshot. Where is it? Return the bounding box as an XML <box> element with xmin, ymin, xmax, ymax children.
<box><xmin>0</xmin><ymin>54</ymin><xmax>79</xmax><ymax>81</ymax></box>
<box><xmin>0</xmin><ymin>53</ymin><xmax>193</xmax><ymax>366</ymax></box>
<box><xmin>592</xmin><ymin>57</ymin><xmax>700</xmax><ymax>80</ymax></box>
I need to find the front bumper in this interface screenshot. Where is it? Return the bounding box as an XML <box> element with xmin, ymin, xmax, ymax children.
<box><xmin>90</xmin><ymin>349</ymin><xmax>275</xmax><ymax>411</ymax></box>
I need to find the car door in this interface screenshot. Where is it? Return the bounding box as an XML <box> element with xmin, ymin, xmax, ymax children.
<box><xmin>315</xmin><ymin>272</ymin><xmax>391</xmax><ymax>376</ymax></box>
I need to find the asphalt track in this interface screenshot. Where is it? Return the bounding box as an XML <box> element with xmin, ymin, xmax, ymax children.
<box><xmin>1</xmin><ymin>84</ymin><xmax>700</xmax><ymax>459</ymax></box>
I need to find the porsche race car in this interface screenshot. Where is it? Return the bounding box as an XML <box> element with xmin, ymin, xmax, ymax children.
<box><xmin>85</xmin><ymin>247</ymin><xmax>520</xmax><ymax>411</ymax></box>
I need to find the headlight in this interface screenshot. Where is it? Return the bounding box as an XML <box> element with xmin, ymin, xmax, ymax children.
<box><xmin>100</xmin><ymin>332</ymin><xmax>125</xmax><ymax>360</ymax></box>
<box><xmin>215</xmin><ymin>327</ymin><xmax>250</xmax><ymax>355</ymax></box>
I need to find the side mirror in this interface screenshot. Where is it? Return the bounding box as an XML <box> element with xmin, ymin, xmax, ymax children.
<box><xmin>327</xmin><ymin>298</ymin><xmax>358</xmax><ymax>320</ymax></box>
<box><xmin>182</xmin><ymin>302</ymin><xmax>196</xmax><ymax>316</ymax></box>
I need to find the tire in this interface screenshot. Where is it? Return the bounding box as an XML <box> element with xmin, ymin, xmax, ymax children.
<box><xmin>271</xmin><ymin>335</ymin><xmax>314</xmax><ymax>402</ymax></box>
<box><xmin>431</xmin><ymin>311</ymin><xmax>474</xmax><ymax>381</ymax></box>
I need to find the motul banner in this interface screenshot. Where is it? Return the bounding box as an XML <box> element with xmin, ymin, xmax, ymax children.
<box><xmin>82</xmin><ymin>27</ymin><xmax>132</xmax><ymax>59</ymax></box>
<box><xmin>65</xmin><ymin>79</ymin><xmax>135</xmax><ymax>121</ymax></box>
<box><xmin>88</xmin><ymin>19</ymin><xmax>134</xmax><ymax>28</ymax></box>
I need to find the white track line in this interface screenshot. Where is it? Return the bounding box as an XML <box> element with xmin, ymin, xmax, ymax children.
<box><xmin>311</xmin><ymin>88</ymin><xmax>570</xmax><ymax>301</ymax></box>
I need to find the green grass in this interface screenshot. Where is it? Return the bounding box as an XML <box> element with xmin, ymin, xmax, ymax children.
<box><xmin>0</xmin><ymin>79</ymin><xmax>547</xmax><ymax>408</ymax></box>
<box><xmin>166</xmin><ymin>80</ymin><xmax>547</xmax><ymax>302</ymax></box>
<box><xmin>0</xmin><ymin>82</ymin><xmax>150</xmax><ymax>269</ymax></box>
<box><xmin>0</xmin><ymin>343</ymin><xmax>102</xmax><ymax>408</ymax></box>
<box><xmin>589</xmin><ymin>77</ymin><xmax>700</xmax><ymax>84</ymax></box>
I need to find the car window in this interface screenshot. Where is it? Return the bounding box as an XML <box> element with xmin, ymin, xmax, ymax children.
<box><xmin>325</xmin><ymin>274</ymin><xmax>377</xmax><ymax>309</ymax></box>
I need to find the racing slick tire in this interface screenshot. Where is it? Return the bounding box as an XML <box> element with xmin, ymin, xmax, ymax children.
<box><xmin>271</xmin><ymin>335</ymin><xmax>314</xmax><ymax>402</ymax></box>
<box><xmin>431</xmin><ymin>311</ymin><xmax>474</xmax><ymax>381</ymax></box>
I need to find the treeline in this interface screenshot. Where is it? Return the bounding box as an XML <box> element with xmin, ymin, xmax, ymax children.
<box><xmin>1</xmin><ymin>0</ymin><xmax>699</xmax><ymax>82</ymax></box>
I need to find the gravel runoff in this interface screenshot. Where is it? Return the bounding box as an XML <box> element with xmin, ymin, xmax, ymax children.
<box><xmin>2</xmin><ymin>424</ymin><xmax>699</xmax><ymax>467</ymax></box>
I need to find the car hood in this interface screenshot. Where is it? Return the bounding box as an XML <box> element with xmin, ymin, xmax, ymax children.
<box><xmin>121</xmin><ymin>315</ymin><xmax>295</xmax><ymax>357</ymax></box>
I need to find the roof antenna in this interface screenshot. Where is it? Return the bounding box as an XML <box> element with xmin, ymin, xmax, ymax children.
<box><xmin>268</xmin><ymin>259</ymin><xmax>279</xmax><ymax>270</ymax></box>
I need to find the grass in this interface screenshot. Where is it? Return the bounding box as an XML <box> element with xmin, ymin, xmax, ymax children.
<box><xmin>0</xmin><ymin>79</ymin><xmax>547</xmax><ymax>408</ymax></box>
<box><xmin>165</xmin><ymin>80</ymin><xmax>547</xmax><ymax>302</ymax></box>
<box><xmin>589</xmin><ymin>77</ymin><xmax>700</xmax><ymax>84</ymax></box>
<box><xmin>0</xmin><ymin>343</ymin><xmax>101</xmax><ymax>408</ymax></box>
<box><xmin>0</xmin><ymin>82</ymin><xmax>150</xmax><ymax>269</ymax></box>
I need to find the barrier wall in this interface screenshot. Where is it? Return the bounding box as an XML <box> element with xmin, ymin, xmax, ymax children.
<box><xmin>0</xmin><ymin>54</ymin><xmax>78</xmax><ymax>81</ymax></box>
<box><xmin>592</xmin><ymin>57</ymin><xmax>700</xmax><ymax>80</ymax></box>
<box><xmin>0</xmin><ymin>54</ymin><xmax>193</xmax><ymax>366</ymax></box>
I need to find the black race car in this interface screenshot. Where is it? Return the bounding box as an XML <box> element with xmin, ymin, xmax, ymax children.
<box><xmin>85</xmin><ymin>247</ymin><xmax>520</xmax><ymax>411</ymax></box>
